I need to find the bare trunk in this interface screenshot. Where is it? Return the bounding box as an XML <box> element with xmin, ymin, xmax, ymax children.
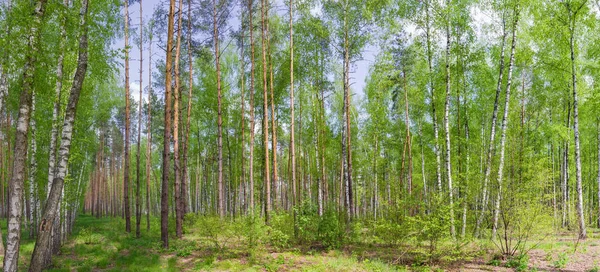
<box><xmin>214</xmin><ymin>0</ymin><xmax>225</xmax><ymax>219</ymax></box>
<box><xmin>492</xmin><ymin>8</ymin><xmax>519</xmax><ymax>239</ymax></box>
<box><xmin>146</xmin><ymin>16</ymin><xmax>153</xmax><ymax>232</ymax></box>
<box><xmin>474</xmin><ymin>10</ymin><xmax>508</xmax><ymax>238</ymax></box>
<box><xmin>342</xmin><ymin>3</ymin><xmax>353</xmax><ymax>220</ymax></box>
<box><xmin>161</xmin><ymin>0</ymin><xmax>176</xmax><ymax>249</ymax></box>
<box><xmin>123</xmin><ymin>0</ymin><xmax>132</xmax><ymax>233</ymax></box>
<box><xmin>4</xmin><ymin>1</ymin><xmax>47</xmax><ymax>271</ymax></box>
<box><xmin>28</xmin><ymin>94</ymin><xmax>38</xmax><ymax>239</ymax></box>
<box><xmin>569</xmin><ymin>6</ymin><xmax>586</xmax><ymax>239</ymax></box>
<box><xmin>443</xmin><ymin>11</ymin><xmax>455</xmax><ymax>238</ymax></box>
<box><xmin>29</xmin><ymin>1</ymin><xmax>88</xmax><ymax>269</ymax></box>
<box><xmin>239</xmin><ymin>8</ymin><xmax>246</xmax><ymax>214</ymax></box>
<box><xmin>261</xmin><ymin>0</ymin><xmax>271</xmax><ymax>224</ymax></box>
<box><xmin>174</xmin><ymin>0</ymin><xmax>184</xmax><ymax>237</ymax></box>
<box><xmin>289</xmin><ymin>0</ymin><xmax>297</xmax><ymax>217</ymax></box>
<box><xmin>135</xmin><ymin>0</ymin><xmax>143</xmax><ymax>238</ymax></box>
<box><xmin>182</xmin><ymin>0</ymin><xmax>194</xmax><ymax>216</ymax></box>
<box><xmin>248</xmin><ymin>0</ymin><xmax>256</xmax><ymax>213</ymax></box>
<box><xmin>266</xmin><ymin>10</ymin><xmax>278</xmax><ymax>209</ymax></box>
<box><xmin>597</xmin><ymin>119</ymin><xmax>600</xmax><ymax>228</ymax></box>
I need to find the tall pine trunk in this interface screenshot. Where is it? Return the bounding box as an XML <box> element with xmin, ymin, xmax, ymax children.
<box><xmin>135</xmin><ymin>0</ymin><xmax>144</xmax><ymax>238</ymax></box>
<box><xmin>162</xmin><ymin>0</ymin><xmax>177</xmax><ymax>249</ymax></box>
<box><xmin>289</xmin><ymin>0</ymin><xmax>297</xmax><ymax>218</ymax></box>
<box><xmin>182</xmin><ymin>0</ymin><xmax>194</xmax><ymax>216</ymax></box>
<box><xmin>123</xmin><ymin>0</ymin><xmax>132</xmax><ymax>234</ymax></box>
<box><xmin>261</xmin><ymin>0</ymin><xmax>271</xmax><ymax>224</ymax></box>
<box><xmin>174</xmin><ymin>0</ymin><xmax>184</xmax><ymax>237</ymax></box>
<box><xmin>214</xmin><ymin>0</ymin><xmax>225</xmax><ymax>218</ymax></box>
<box><xmin>248</xmin><ymin>0</ymin><xmax>256</xmax><ymax>213</ymax></box>
<box><xmin>146</xmin><ymin>18</ymin><xmax>153</xmax><ymax>232</ymax></box>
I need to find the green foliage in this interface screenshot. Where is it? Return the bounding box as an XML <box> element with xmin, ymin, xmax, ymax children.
<box><xmin>506</xmin><ymin>254</ymin><xmax>529</xmax><ymax>272</ymax></box>
<box><xmin>553</xmin><ymin>252</ymin><xmax>569</xmax><ymax>269</ymax></box>
<box><xmin>77</xmin><ymin>227</ymin><xmax>102</xmax><ymax>245</ymax></box>
<box><xmin>294</xmin><ymin>202</ymin><xmax>345</xmax><ymax>249</ymax></box>
<box><xmin>190</xmin><ymin>215</ymin><xmax>236</xmax><ymax>252</ymax></box>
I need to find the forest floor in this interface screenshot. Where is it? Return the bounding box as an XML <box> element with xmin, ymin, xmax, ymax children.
<box><xmin>1</xmin><ymin>216</ymin><xmax>600</xmax><ymax>271</ymax></box>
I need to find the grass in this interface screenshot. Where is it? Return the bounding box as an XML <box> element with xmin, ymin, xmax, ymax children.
<box><xmin>2</xmin><ymin>215</ymin><xmax>598</xmax><ymax>271</ymax></box>
<box><xmin>44</xmin><ymin>215</ymin><xmax>408</xmax><ymax>271</ymax></box>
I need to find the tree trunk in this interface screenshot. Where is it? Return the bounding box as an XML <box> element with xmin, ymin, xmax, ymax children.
<box><xmin>28</xmin><ymin>94</ymin><xmax>38</xmax><ymax>239</ymax></box>
<box><xmin>29</xmin><ymin>1</ymin><xmax>88</xmax><ymax>269</ymax></box>
<box><xmin>424</xmin><ymin>0</ymin><xmax>442</xmax><ymax>193</ymax></box>
<box><xmin>492</xmin><ymin>7</ymin><xmax>519</xmax><ymax>239</ymax></box>
<box><xmin>214</xmin><ymin>0</ymin><xmax>225</xmax><ymax>219</ymax></box>
<box><xmin>135</xmin><ymin>0</ymin><xmax>144</xmax><ymax>238</ymax></box>
<box><xmin>262</xmin><ymin>6</ymin><xmax>278</xmax><ymax>210</ymax></box>
<box><xmin>123</xmin><ymin>0</ymin><xmax>132</xmax><ymax>234</ymax></box>
<box><xmin>261</xmin><ymin>0</ymin><xmax>271</xmax><ymax>224</ymax></box>
<box><xmin>597</xmin><ymin>119</ymin><xmax>600</xmax><ymax>228</ymax></box>
<box><xmin>568</xmin><ymin>4</ymin><xmax>586</xmax><ymax>239</ymax></box>
<box><xmin>248</xmin><ymin>0</ymin><xmax>256</xmax><ymax>214</ymax></box>
<box><xmin>146</xmin><ymin>15</ymin><xmax>153</xmax><ymax>232</ymax></box>
<box><xmin>161</xmin><ymin>0</ymin><xmax>176</xmax><ymax>249</ymax></box>
<box><xmin>342</xmin><ymin>2</ymin><xmax>353</xmax><ymax>220</ymax></box>
<box><xmin>289</xmin><ymin>0</ymin><xmax>297</xmax><ymax>218</ymax></box>
<box><xmin>174</xmin><ymin>0</ymin><xmax>184</xmax><ymax>237</ymax></box>
<box><xmin>443</xmin><ymin>8</ymin><xmax>455</xmax><ymax>238</ymax></box>
<box><xmin>474</xmin><ymin>10</ymin><xmax>508</xmax><ymax>238</ymax></box>
<box><xmin>4</xmin><ymin>1</ymin><xmax>47</xmax><ymax>271</ymax></box>
<box><xmin>182</xmin><ymin>0</ymin><xmax>194</xmax><ymax>216</ymax></box>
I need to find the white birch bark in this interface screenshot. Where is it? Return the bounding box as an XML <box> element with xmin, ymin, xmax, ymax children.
<box><xmin>4</xmin><ymin>1</ymin><xmax>47</xmax><ymax>271</ymax></box>
<box><xmin>492</xmin><ymin>8</ymin><xmax>519</xmax><ymax>239</ymax></box>
<box><xmin>29</xmin><ymin>0</ymin><xmax>89</xmax><ymax>269</ymax></box>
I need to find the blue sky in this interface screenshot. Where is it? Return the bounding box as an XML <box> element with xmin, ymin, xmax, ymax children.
<box><xmin>117</xmin><ymin>0</ymin><xmax>375</xmax><ymax>103</ymax></box>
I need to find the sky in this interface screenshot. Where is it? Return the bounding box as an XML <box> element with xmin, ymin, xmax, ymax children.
<box><xmin>118</xmin><ymin>0</ymin><xmax>507</xmax><ymax>107</ymax></box>
<box><xmin>115</xmin><ymin>0</ymin><xmax>375</xmax><ymax>104</ymax></box>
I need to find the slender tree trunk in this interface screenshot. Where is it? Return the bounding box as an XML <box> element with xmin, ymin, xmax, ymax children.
<box><xmin>214</xmin><ymin>0</ymin><xmax>225</xmax><ymax>219</ymax></box>
<box><xmin>146</xmin><ymin>17</ymin><xmax>153</xmax><ymax>232</ymax></box>
<box><xmin>239</xmin><ymin>8</ymin><xmax>247</xmax><ymax>214</ymax></box>
<box><xmin>474</xmin><ymin>10</ymin><xmax>508</xmax><ymax>238</ymax></box>
<box><xmin>597</xmin><ymin>119</ymin><xmax>600</xmax><ymax>228</ymax></box>
<box><xmin>41</xmin><ymin>0</ymin><xmax>69</xmax><ymax>264</ymax></box>
<box><xmin>182</xmin><ymin>0</ymin><xmax>194</xmax><ymax>216</ymax></box>
<box><xmin>443</xmin><ymin>8</ymin><xmax>455</xmax><ymax>238</ymax></box>
<box><xmin>248</xmin><ymin>0</ymin><xmax>256</xmax><ymax>214</ymax></box>
<box><xmin>161</xmin><ymin>0</ymin><xmax>176</xmax><ymax>249</ymax></box>
<box><xmin>492</xmin><ymin>8</ymin><xmax>519</xmax><ymax>239</ymax></box>
<box><xmin>261</xmin><ymin>0</ymin><xmax>271</xmax><ymax>224</ymax></box>
<box><xmin>418</xmin><ymin>121</ymin><xmax>427</xmax><ymax>212</ymax></box>
<box><xmin>462</xmin><ymin>118</ymin><xmax>470</xmax><ymax>239</ymax></box>
<box><xmin>174</xmin><ymin>0</ymin><xmax>184</xmax><ymax>237</ymax></box>
<box><xmin>123</xmin><ymin>0</ymin><xmax>132</xmax><ymax>234</ymax></box>
<box><xmin>568</xmin><ymin>4</ymin><xmax>586</xmax><ymax>239</ymax></box>
<box><xmin>135</xmin><ymin>0</ymin><xmax>144</xmax><ymax>238</ymax></box>
<box><xmin>28</xmin><ymin>94</ymin><xmax>38</xmax><ymax>239</ymax></box>
<box><xmin>4</xmin><ymin>1</ymin><xmax>47</xmax><ymax>271</ymax></box>
<box><xmin>402</xmin><ymin>71</ymin><xmax>412</xmax><ymax>196</ymax></box>
<box><xmin>342</xmin><ymin>1</ymin><xmax>353</xmax><ymax>220</ymax></box>
<box><xmin>29</xmin><ymin>1</ymin><xmax>89</xmax><ymax>269</ymax></box>
<box><xmin>289</xmin><ymin>0</ymin><xmax>297</xmax><ymax>219</ymax></box>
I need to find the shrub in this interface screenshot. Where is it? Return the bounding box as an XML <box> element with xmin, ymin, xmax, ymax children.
<box><xmin>506</xmin><ymin>254</ymin><xmax>529</xmax><ymax>272</ymax></box>
<box><xmin>553</xmin><ymin>252</ymin><xmax>568</xmax><ymax>269</ymax></box>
